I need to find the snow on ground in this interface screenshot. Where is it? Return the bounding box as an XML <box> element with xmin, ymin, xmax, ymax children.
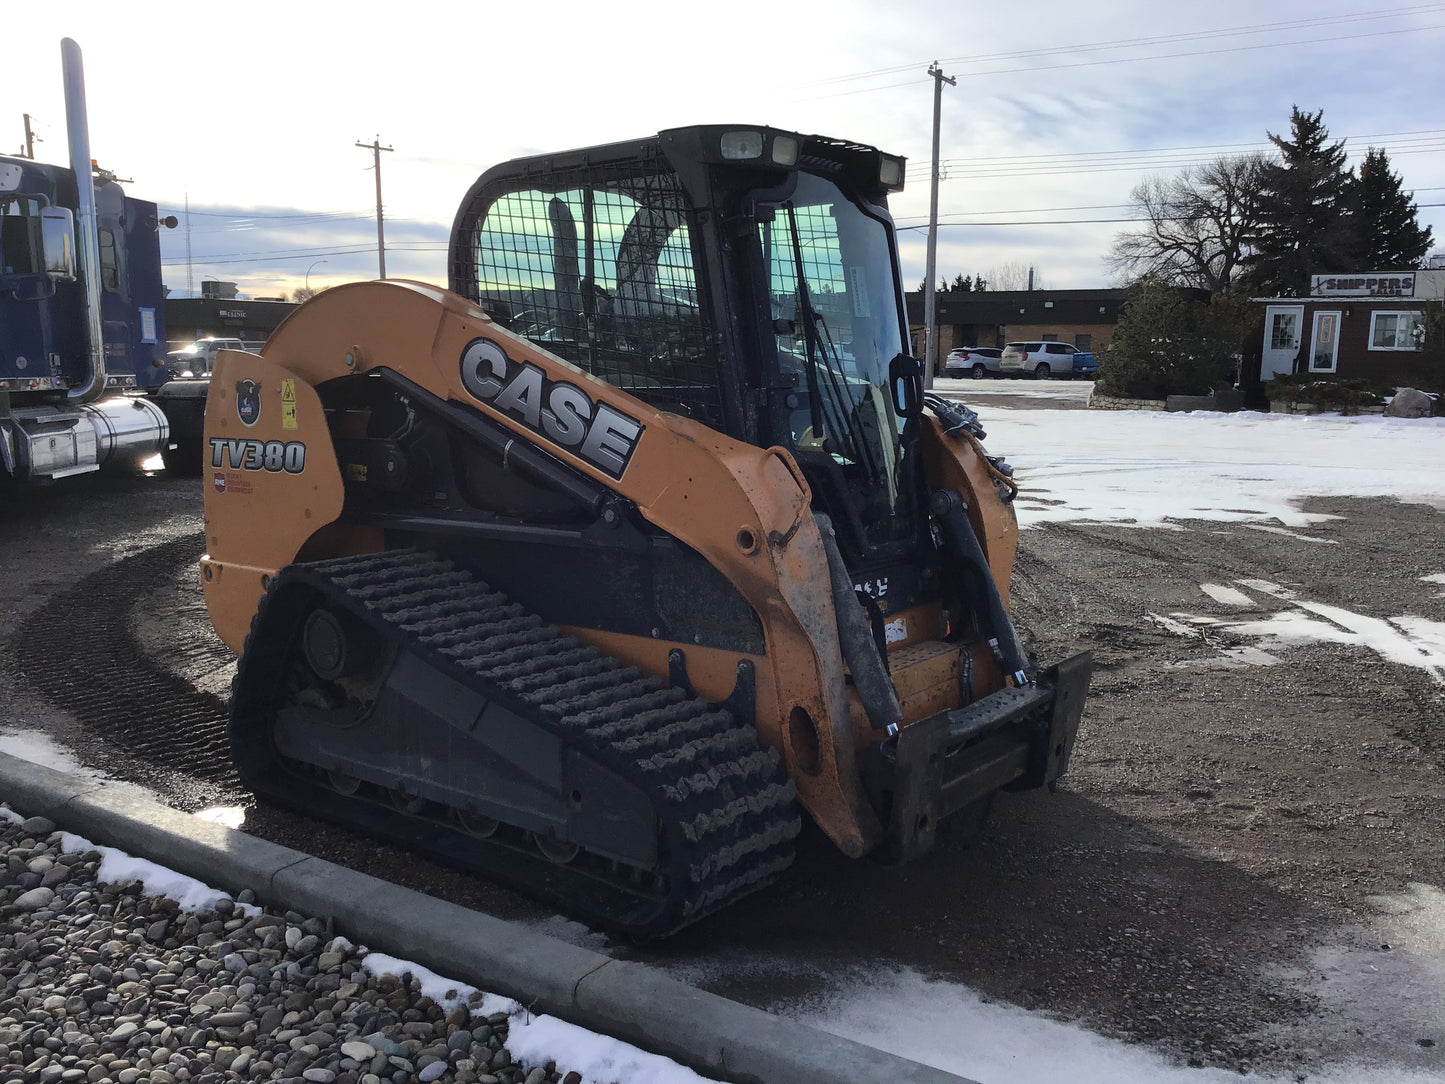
<box><xmin>936</xmin><ymin>377</ymin><xmax>1094</xmax><ymax>403</ymax></box>
<box><xmin>1150</xmin><ymin>578</ymin><xmax>1445</xmax><ymax>683</ymax></box>
<box><xmin>788</xmin><ymin>964</ymin><xmax>1445</xmax><ymax>1084</ymax></box>
<box><xmin>0</xmin><ymin>728</ymin><xmax>109</xmax><ymax>779</ymax></box>
<box><xmin>957</xmin><ymin>406</ymin><xmax>1445</xmax><ymax>528</ymax></box>
<box><xmin>355</xmin><ymin>950</ymin><xmax>714</xmax><ymax>1084</ymax></box>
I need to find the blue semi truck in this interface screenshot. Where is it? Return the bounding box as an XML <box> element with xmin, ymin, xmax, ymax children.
<box><xmin>0</xmin><ymin>39</ymin><xmax>183</xmax><ymax>484</ymax></box>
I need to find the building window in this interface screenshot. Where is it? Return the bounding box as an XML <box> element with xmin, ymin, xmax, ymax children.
<box><xmin>1041</xmin><ymin>333</ymin><xmax>1058</xmax><ymax>342</ymax></box>
<box><xmin>1368</xmin><ymin>310</ymin><xmax>1424</xmax><ymax>351</ymax></box>
<box><xmin>1075</xmin><ymin>333</ymin><xmax>1091</xmax><ymax>351</ymax></box>
<box><xmin>1270</xmin><ymin>311</ymin><xmax>1300</xmax><ymax>350</ymax></box>
<box><xmin>1310</xmin><ymin>311</ymin><xmax>1341</xmax><ymax>372</ymax></box>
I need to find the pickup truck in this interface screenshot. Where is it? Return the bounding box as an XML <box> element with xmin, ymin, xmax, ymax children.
<box><xmin>165</xmin><ymin>337</ymin><xmax>257</xmax><ymax>377</ymax></box>
<box><xmin>999</xmin><ymin>341</ymin><xmax>1098</xmax><ymax>379</ymax></box>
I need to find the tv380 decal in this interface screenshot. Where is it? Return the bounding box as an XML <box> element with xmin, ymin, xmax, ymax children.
<box><xmin>210</xmin><ymin>437</ymin><xmax>306</xmax><ymax>474</ymax></box>
<box><xmin>458</xmin><ymin>337</ymin><xmax>643</xmax><ymax>480</ymax></box>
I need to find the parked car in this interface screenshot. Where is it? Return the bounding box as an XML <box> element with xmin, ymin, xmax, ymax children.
<box><xmin>165</xmin><ymin>337</ymin><xmax>248</xmax><ymax>377</ymax></box>
<box><xmin>1000</xmin><ymin>341</ymin><xmax>1095</xmax><ymax>379</ymax></box>
<box><xmin>943</xmin><ymin>346</ymin><xmax>1004</xmax><ymax>378</ymax></box>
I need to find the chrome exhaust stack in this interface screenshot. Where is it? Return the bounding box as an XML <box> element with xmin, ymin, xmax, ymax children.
<box><xmin>61</xmin><ymin>37</ymin><xmax>107</xmax><ymax>408</ymax></box>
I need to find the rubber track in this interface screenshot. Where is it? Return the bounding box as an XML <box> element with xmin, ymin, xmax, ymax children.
<box><xmin>240</xmin><ymin>549</ymin><xmax>801</xmax><ymax>937</ymax></box>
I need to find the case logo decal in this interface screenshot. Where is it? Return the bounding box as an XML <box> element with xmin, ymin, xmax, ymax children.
<box><xmin>459</xmin><ymin>337</ymin><xmax>643</xmax><ymax>480</ymax></box>
<box><xmin>236</xmin><ymin>379</ymin><xmax>262</xmax><ymax>427</ymax></box>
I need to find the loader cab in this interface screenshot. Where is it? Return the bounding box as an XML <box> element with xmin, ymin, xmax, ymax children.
<box><xmin>449</xmin><ymin>125</ymin><xmax>919</xmax><ymax>581</ymax></box>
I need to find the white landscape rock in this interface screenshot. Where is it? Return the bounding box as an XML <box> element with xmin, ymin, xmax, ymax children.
<box><xmin>1384</xmin><ymin>388</ymin><xmax>1436</xmax><ymax>418</ymax></box>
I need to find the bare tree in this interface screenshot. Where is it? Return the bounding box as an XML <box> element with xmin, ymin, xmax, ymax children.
<box><xmin>1110</xmin><ymin>154</ymin><xmax>1264</xmax><ymax>293</ymax></box>
<box><xmin>984</xmin><ymin>261</ymin><xmax>1047</xmax><ymax>291</ymax></box>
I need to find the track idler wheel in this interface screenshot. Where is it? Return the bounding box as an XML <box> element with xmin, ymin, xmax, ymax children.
<box><xmin>388</xmin><ymin>788</ymin><xmax>427</xmax><ymax>815</ymax></box>
<box><xmin>455</xmin><ymin>808</ymin><xmax>500</xmax><ymax>838</ymax></box>
<box><xmin>532</xmin><ymin>831</ymin><xmax>580</xmax><ymax>864</ymax></box>
<box><xmin>302</xmin><ymin>607</ymin><xmax>378</xmax><ymax>682</ymax></box>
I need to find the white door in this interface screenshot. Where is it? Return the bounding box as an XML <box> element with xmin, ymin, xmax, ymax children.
<box><xmin>1261</xmin><ymin>305</ymin><xmax>1304</xmax><ymax>380</ymax></box>
<box><xmin>1309</xmin><ymin>310</ymin><xmax>1341</xmax><ymax>373</ymax></box>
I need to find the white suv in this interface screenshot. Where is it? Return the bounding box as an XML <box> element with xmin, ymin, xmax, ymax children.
<box><xmin>1000</xmin><ymin>341</ymin><xmax>1087</xmax><ymax>379</ymax></box>
<box><xmin>943</xmin><ymin>346</ymin><xmax>1004</xmax><ymax>378</ymax></box>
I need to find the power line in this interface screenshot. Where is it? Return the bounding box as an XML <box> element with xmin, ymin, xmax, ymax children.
<box><xmin>907</xmin><ymin>141</ymin><xmax>1445</xmax><ymax>182</ymax></box>
<box><xmin>929</xmin><ymin>130</ymin><xmax>1445</xmax><ymax>169</ymax></box>
<box><xmin>164</xmin><ymin>207</ymin><xmax>373</xmax><ymax>221</ymax></box>
<box><xmin>795</xmin><ymin>22</ymin><xmax>1444</xmax><ymax>102</ymax></box>
<box><xmin>798</xmin><ymin>6</ymin><xmax>1443</xmax><ymax>89</ymax></box>
<box><xmin>895</xmin><ymin>201</ymin><xmax>1445</xmax><ymax>230</ymax></box>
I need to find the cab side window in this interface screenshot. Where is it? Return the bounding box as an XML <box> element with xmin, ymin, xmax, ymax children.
<box><xmin>469</xmin><ymin>177</ymin><xmax>723</xmax><ymax>428</ymax></box>
<box><xmin>98</xmin><ymin>228</ymin><xmax>120</xmax><ymax>292</ymax></box>
<box><xmin>0</xmin><ymin>197</ymin><xmax>43</xmax><ymax>277</ymax></box>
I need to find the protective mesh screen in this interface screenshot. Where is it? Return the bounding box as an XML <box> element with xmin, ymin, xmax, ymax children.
<box><xmin>459</xmin><ymin>162</ymin><xmax>724</xmax><ymax>428</ymax></box>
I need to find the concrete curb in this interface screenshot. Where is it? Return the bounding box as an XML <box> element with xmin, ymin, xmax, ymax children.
<box><xmin>0</xmin><ymin>752</ymin><xmax>978</xmax><ymax>1084</ymax></box>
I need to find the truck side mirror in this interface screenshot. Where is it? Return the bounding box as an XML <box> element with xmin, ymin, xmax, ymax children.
<box><xmin>40</xmin><ymin>207</ymin><xmax>76</xmax><ymax>281</ymax></box>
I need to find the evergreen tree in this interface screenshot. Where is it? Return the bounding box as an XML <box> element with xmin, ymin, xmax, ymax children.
<box><xmin>1352</xmin><ymin>147</ymin><xmax>1433</xmax><ymax>269</ymax></box>
<box><xmin>1244</xmin><ymin>107</ymin><xmax>1356</xmax><ymax>296</ymax></box>
<box><xmin>1096</xmin><ymin>277</ymin><xmax>1243</xmax><ymax>397</ymax></box>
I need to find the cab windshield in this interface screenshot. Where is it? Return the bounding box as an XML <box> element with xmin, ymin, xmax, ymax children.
<box><xmin>758</xmin><ymin>172</ymin><xmax>911</xmax><ymax>546</ymax></box>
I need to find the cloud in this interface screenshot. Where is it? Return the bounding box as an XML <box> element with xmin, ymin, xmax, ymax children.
<box><xmin>14</xmin><ymin>2</ymin><xmax>1441</xmax><ymax>295</ymax></box>
<box><xmin>157</xmin><ymin>206</ymin><xmax>449</xmax><ymax>298</ymax></box>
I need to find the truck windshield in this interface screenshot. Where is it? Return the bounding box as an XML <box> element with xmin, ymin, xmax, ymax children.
<box><xmin>759</xmin><ymin>173</ymin><xmax>911</xmax><ymax>546</ymax></box>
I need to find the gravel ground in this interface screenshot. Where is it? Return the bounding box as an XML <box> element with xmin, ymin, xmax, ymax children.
<box><xmin>4</xmin><ymin>462</ymin><xmax>1445</xmax><ymax>1080</ymax></box>
<box><xmin>0</xmin><ymin>811</ymin><xmax>579</xmax><ymax>1084</ymax></box>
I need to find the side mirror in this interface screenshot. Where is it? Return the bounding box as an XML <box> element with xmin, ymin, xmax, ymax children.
<box><xmin>40</xmin><ymin>207</ymin><xmax>76</xmax><ymax>281</ymax></box>
<box><xmin>888</xmin><ymin>352</ymin><xmax>923</xmax><ymax>421</ymax></box>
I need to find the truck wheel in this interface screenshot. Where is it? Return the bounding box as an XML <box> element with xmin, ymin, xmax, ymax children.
<box><xmin>971</xmin><ymin>363</ymin><xmax>987</xmax><ymax>379</ymax></box>
<box><xmin>1033</xmin><ymin>362</ymin><xmax>1051</xmax><ymax>379</ymax></box>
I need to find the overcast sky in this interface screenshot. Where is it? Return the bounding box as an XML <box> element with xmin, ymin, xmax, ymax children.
<box><xmin>10</xmin><ymin>1</ymin><xmax>1443</xmax><ymax>299</ymax></box>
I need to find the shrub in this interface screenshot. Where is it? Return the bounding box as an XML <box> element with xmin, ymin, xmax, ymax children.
<box><xmin>1097</xmin><ymin>278</ymin><xmax>1244</xmax><ymax>398</ymax></box>
<box><xmin>1264</xmin><ymin>373</ymin><xmax>1390</xmax><ymax>414</ymax></box>
<box><xmin>1419</xmin><ymin>301</ymin><xmax>1445</xmax><ymax>393</ymax></box>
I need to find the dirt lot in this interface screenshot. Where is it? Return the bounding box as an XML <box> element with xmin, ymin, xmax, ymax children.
<box><xmin>3</xmin><ymin>466</ymin><xmax>1443</xmax><ymax>1080</ymax></box>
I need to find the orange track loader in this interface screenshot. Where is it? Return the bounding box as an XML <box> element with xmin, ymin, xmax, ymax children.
<box><xmin>199</xmin><ymin>126</ymin><xmax>1090</xmax><ymax>937</ymax></box>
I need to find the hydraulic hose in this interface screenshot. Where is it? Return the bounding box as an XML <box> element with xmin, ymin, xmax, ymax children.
<box><xmin>815</xmin><ymin>513</ymin><xmax>903</xmax><ymax>735</ymax></box>
<box><xmin>931</xmin><ymin>488</ymin><xmax>1030</xmax><ymax>686</ymax></box>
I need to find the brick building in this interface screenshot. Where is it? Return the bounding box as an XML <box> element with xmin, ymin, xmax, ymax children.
<box><xmin>906</xmin><ymin>288</ymin><xmax>1167</xmax><ymax>359</ymax></box>
<box><xmin>164</xmin><ymin>297</ymin><xmax>298</xmax><ymax>352</ymax></box>
<box><xmin>1254</xmin><ymin>270</ymin><xmax>1443</xmax><ymax>388</ymax></box>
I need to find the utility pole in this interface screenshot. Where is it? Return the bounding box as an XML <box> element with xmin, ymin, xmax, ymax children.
<box><xmin>185</xmin><ymin>193</ymin><xmax>194</xmax><ymax>298</ymax></box>
<box><xmin>356</xmin><ymin>136</ymin><xmax>394</xmax><ymax>279</ymax></box>
<box><xmin>22</xmin><ymin>114</ymin><xmax>41</xmax><ymax>159</ymax></box>
<box><xmin>922</xmin><ymin>62</ymin><xmax>955</xmax><ymax>389</ymax></box>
